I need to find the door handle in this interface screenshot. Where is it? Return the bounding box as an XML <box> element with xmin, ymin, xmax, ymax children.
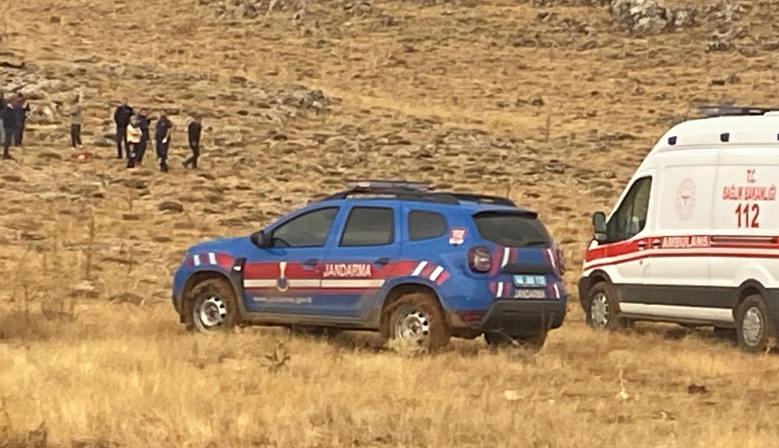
<box><xmin>303</xmin><ymin>258</ymin><xmax>318</xmax><ymax>269</ymax></box>
<box><xmin>651</xmin><ymin>240</ymin><xmax>662</xmax><ymax>249</ymax></box>
<box><xmin>374</xmin><ymin>257</ymin><xmax>390</xmax><ymax>266</ymax></box>
<box><xmin>637</xmin><ymin>241</ymin><xmax>647</xmax><ymax>251</ymax></box>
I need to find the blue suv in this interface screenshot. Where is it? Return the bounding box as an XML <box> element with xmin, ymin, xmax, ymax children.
<box><xmin>171</xmin><ymin>180</ymin><xmax>567</xmax><ymax>350</ymax></box>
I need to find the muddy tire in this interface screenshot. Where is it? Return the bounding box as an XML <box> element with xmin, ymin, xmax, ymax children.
<box><xmin>484</xmin><ymin>331</ymin><xmax>547</xmax><ymax>352</ymax></box>
<box><xmin>184</xmin><ymin>278</ymin><xmax>240</xmax><ymax>333</ymax></box>
<box><xmin>736</xmin><ymin>294</ymin><xmax>771</xmax><ymax>353</ymax></box>
<box><xmin>384</xmin><ymin>292</ymin><xmax>450</xmax><ymax>352</ymax></box>
<box><xmin>586</xmin><ymin>281</ymin><xmax>629</xmax><ymax>330</ymax></box>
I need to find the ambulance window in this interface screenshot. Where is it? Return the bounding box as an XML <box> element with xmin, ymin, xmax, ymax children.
<box><xmin>609</xmin><ymin>177</ymin><xmax>652</xmax><ymax>242</ymax></box>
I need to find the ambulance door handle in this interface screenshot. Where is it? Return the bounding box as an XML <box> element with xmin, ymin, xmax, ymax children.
<box><xmin>637</xmin><ymin>241</ymin><xmax>647</xmax><ymax>251</ymax></box>
<box><xmin>651</xmin><ymin>241</ymin><xmax>662</xmax><ymax>249</ymax></box>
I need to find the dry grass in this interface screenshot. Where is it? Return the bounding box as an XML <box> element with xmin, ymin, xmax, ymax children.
<box><xmin>2</xmin><ymin>0</ymin><xmax>779</xmax><ymax>446</ymax></box>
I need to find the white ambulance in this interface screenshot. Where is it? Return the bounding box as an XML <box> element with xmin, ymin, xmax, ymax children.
<box><xmin>578</xmin><ymin>106</ymin><xmax>779</xmax><ymax>353</ymax></box>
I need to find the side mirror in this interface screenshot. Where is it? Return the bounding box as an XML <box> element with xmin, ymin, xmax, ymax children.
<box><xmin>592</xmin><ymin>211</ymin><xmax>607</xmax><ymax>243</ymax></box>
<box><xmin>250</xmin><ymin>230</ymin><xmax>267</xmax><ymax>248</ymax></box>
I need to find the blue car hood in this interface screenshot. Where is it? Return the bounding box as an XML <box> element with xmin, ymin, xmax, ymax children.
<box><xmin>188</xmin><ymin>236</ymin><xmax>254</xmax><ymax>255</ymax></box>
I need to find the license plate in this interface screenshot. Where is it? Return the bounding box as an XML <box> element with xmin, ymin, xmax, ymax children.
<box><xmin>513</xmin><ymin>275</ymin><xmax>547</xmax><ymax>287</ymax></box>
<box><xmin>514</xmin><ymin>289</ymin><xmax>547</xmax><ymax>299</ymax></box>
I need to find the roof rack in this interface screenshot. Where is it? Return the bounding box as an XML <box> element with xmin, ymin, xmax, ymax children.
<box><xmin>345</xmin><ymin>179</ymin><xmax>430</xmax><ymax>193</ymax></box>
<box><xmin>698</xmin><ymin>105</ymin><xmax>779</xmax><ymax>118</ymax></box>
<box><xmin>317</xmin><ymin>180</ymin><xmax>517</xmax><ymax>207</ymax></box>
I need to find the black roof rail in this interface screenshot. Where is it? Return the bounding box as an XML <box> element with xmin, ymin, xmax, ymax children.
<box><xmin>699</xmin><ymin>105</ymin><xmax>779</xmax><ymax>118</ymax></box>
<box><xmin>439</xmin><ymin>192</ymin><xmax>516</xmax><ymax>207</ymax></box>
<box><xmin>316</xmin><ymin>179</ymin><xmax>517</xmax><ymax>207</ymax></box>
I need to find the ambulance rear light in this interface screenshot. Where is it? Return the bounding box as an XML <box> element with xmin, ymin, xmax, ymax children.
<box><xmin>468</xmin><ymin>245</ymin><xmax>492</xmax><ymax>273</ymax></box>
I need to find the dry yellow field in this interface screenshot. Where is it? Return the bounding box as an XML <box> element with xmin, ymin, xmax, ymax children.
<box><xmin>2</xmin><ymin>0</ymin><xmax>779</xmax><ymax>446</ymax></box>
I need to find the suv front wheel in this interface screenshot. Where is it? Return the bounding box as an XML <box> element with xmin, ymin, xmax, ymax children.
<box><xmin>385</xmin><ymin>292</ymin><xmax>450</xmax><ymax>352</ymax></box>
<box><xmin>185</xmin><ymin>278</ymin><xmax>239</xmax><ymax>333</ymax></box>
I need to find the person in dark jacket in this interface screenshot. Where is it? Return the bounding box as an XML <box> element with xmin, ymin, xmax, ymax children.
<box><xmin>113</xmin><ymin>98</ymin><xmax>134</xmax><ymax>159</ymax></box>
<box><xmin>155</xmin><ymin>111</ymin><xmax>173</xmax><ymax>172</ymax></box>
<box><xmin>0</xmin><ymin>92</ymin><xmax>7</xmax><ymax>148</ymax></box>
<box><xmin>183</xmin><ymin>116</ymin><xmax>202</xmax><ymax>169</ymax></box>
<box><xmin>2</xmin><ymin>96</ymin><xmax>17</xmax><ymax>160</ymax></box>
<box><xmin>135</xmin><ymin>109</ymin><xmax>151</xmax><ymax>165</ymax></box>
<box><xmin>13</xmin><ymin>94</ymin><xmax>30</xmax><ymax>147</ymax></box>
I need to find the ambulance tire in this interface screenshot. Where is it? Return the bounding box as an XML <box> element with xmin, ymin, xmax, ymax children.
<box><xmin>736</xmin><ymin>294</ymin><xmax>771</xmax><ymax>353</ymax></box>
<box><xmin>586</xmin><ymin>281</ymin><xmax>630</xmax><ymax>330</ymax></box>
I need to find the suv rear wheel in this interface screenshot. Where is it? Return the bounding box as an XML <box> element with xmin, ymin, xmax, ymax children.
<box><xmin>385</xmin><ymin>292</ymin><xmax>450</xmax><ymax>352</ymax></box>
<box><xmin>185</xmin><ymin>278</ymin><xmax>239</xmax><ymax>333</ymax></box>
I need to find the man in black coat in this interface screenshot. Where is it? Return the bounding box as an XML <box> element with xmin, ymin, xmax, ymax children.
<box><xmin>13</xmin><ymin>94</ymin><xmax>29</xmax><ymax>147</ymax></box>
<box><xmin>2</xmin><ymin>97</ymin><xmax>17</xmax><ymax>160</ymax></box>
<box><xmin>155</xmin><ymin>111</ymin><xmax>173</xmax><ymax>172</ymax></box>
<box><xmin>113</xmin><ymin>98</ymin><xmax>134</xmax><ymax>159</ymax></box>
<box><xmin>183</xmin><ymin>116</ymin><xmax>202</xmax><ymax>169</ymax></box>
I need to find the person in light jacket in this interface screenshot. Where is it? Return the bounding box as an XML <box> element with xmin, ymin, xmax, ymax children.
<box><xmin>70</xmin><ymin>97</ymin><xmax>83</xmax><ymax>149</ymax></box>
<box><xmin>125</xmin><ymin>115</ymin><xmax>142</xmax><ymax>169</ymax></box>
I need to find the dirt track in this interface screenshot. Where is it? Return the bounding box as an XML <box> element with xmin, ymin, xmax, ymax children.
<box><xmin>2</xmin><ymin>0</ymin><xmax>779</xmax><ymax>446</ymax></box>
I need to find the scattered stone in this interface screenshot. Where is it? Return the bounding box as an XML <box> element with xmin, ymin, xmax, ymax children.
<box><xmin>108</xmin><ymin>292</ymin><xmax>145</xmax><ymax>306</ymax></box>
<box><xmin>609</xmin><ymin>0</ymin><xmax>697</xmax><ymax>36</ymax></box>
<box><xmin>158</xmin><ymin>201</ymin><xmax>185</xmax><ymax>213</ymax></box>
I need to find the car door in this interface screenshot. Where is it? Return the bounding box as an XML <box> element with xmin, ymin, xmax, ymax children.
<box><xmin>242</xmin><ymin>205</ymin><xmax>341</xmax><ymax>315</ymax></box>
<box><xmin>601</xmin><ymin>174</ymin><xmax>655</xmax><ymax>308</ymax></box>
<box><xmin>319</xmin><ymin>202</ymin><xmax>402</xmax><ymax>318</ymax></box>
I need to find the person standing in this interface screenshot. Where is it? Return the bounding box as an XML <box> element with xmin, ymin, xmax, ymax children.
<box><xmin>183</xmin><ymin>116</ymin><xmax>202</xmax><ymax>169</ymax></box>
<box><xmin>0</xmin><ymin>91</ymin><xmax>6</xmax><ymax>147</ymax></box>
<box><xmin>154</xmin><ymin>111</ymin><xmax>173</xmax><ymax>173</ymax></box>
<box><xmin>12</xmin><ymin>94</ymin><xmax>29</xmax><ymax>147</ymax></box>
<box><xmin>135</xmin><ymin>108</ymin><xmax>150</xmax><ymax>165</ymax></box>
<box><xmin>125</xmin><ymin>115</ymin><xmax>142</xmax><ymax>169</ymax></box>
<box><xmin>70</xmin><ymin>97</ymin><xmax>83</xmax><ymax>149</ymax></box>
<box><xmin>113</xmin><ymin>98</ymin><xmax>134</xmax><ymax>159</ymax></box>
<box><xmin>2</xmin><ymin>96</ymin><xmax>17</xmax><ymax>160</ymax></box>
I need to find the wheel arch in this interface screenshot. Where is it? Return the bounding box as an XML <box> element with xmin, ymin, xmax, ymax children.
<box><xmin>732</xmin><ymin>279</ymin><xmax>768</xmax><ymax>319</ymax></box>
<box><xmin>378</xmin><ymin>282</ymin><xmax>445</xmax><ymax>338</ymax></box>
<box><xmin>579</xmin><ymin>270</ymin><xmax>613</xmax><ymax>310</ymax></box>
<box><xmin>180</xmin><ymin>270</ymin><xmax>239</xmax><ymax>320</ymax></box>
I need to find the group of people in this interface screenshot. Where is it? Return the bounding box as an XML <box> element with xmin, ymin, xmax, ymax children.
<box><xmin>1</xmin><ymin>92</ymin><xmax>30</xmax><ymax>160</ymax></box>
<box><xmin>1</xmin><ymin>94</ymin><xmax>204</xmax><ymax>171</ymax></box>
<box><xmin>104</xmin><ymin>99</ymin><xmax>203</xmax><ymax>172</ymax></box>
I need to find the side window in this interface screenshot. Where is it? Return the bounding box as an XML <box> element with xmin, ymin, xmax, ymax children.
<box><xmin>340</xmin><ymin>207</ymin><xmax>395</xmax><ymax>247</ymax></box>
<box><xmin>269</xmin><ymin>207</ymin><xmax>339</xmax><ymax>248</ymax></box>
<box><xmin>608</xmin><ymin>177</ymin><xmax>652</xmax><ymax>242</ymax></box>
<box><xmin>408</xmin><ymin>210</ymin><xmax>447</xmax><ymax>241</ymax></box>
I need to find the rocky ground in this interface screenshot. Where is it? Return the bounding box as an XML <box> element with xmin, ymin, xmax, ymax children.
<box><xmin>2</xmin><ymin>0</ymin><xmax>779</xmax><ymax>446</ymax></box>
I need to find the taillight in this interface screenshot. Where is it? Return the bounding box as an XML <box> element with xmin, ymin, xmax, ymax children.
<box><xmin>468</xmin><ymin>245</ymin><xmax>492</xmax><ymax>272</ymax></box>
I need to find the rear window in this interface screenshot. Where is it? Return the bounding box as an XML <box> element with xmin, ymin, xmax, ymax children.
<box><xmin>472</xmin><ymin>212</ymin><xmax>551</xmax><ymax>247</ymax></box>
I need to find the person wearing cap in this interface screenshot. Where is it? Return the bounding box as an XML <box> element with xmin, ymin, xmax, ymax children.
<box><xmin>12</xmin><ymin>94</ymin><xmax>29</xmax><ymax>147</ymax></box>
<box><xmin>154</xmin><ymin>111</ymin><xmax>173</xmax><ymax>172</ymax></box>
<box><xmin>183</xmin><ymin>115</ymin><xmax>202</xmax><ymax>169</ymax></box>
<box><xmin>113</xmin><ymin>98</ymin><xmax>134</xmax><ymax>159</ymax></box>
<box><xmin>70</xmin><ymin>96</ymin><xmax>83</xmax><ymax>149</ymax></box>
<box><xmin>125</xmin><ymin>115</ymin><xmax>142</xmax><ymax>169</ymax></box>
<box><xmin>2</xmin><ymin>96</ymin><xmax>17</xmax><ymax>160</ymax></box>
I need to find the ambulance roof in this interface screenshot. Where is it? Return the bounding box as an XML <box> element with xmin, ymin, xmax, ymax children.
<box><xmin>650</xmin><ymin>112</ymin><xmax>779</xmax><ymax>155</ymax></box>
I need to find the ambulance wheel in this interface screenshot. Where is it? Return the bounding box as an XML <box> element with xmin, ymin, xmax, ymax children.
<box><xmin>185</xmin><ymin>278</ymin><xmax>239</xmax><ymax>333</ymax></box>
<box><xmin>385</xmin><ymin>292</ymin><xmax>450</xmax><ymax>352</ymax></box>
<box><xmin>586</xmin><ymin>282</ymin><xmax>629</xmax><ymax>330</ymax></box>
<box><xmin>736</xmin><ymin>294</ymin><xmax>770</xmax><ymax>353</ymax></box>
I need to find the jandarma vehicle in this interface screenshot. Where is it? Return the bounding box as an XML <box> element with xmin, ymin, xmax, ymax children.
<box><xmin>579</xmin><ymin>105</ymin><xmax>779</xmax><ymax>353</ymax></box>
<box><xmin>172</xmin><ymin>180</ymin><xmax>567</xmax><ymax>350</ymax></box>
